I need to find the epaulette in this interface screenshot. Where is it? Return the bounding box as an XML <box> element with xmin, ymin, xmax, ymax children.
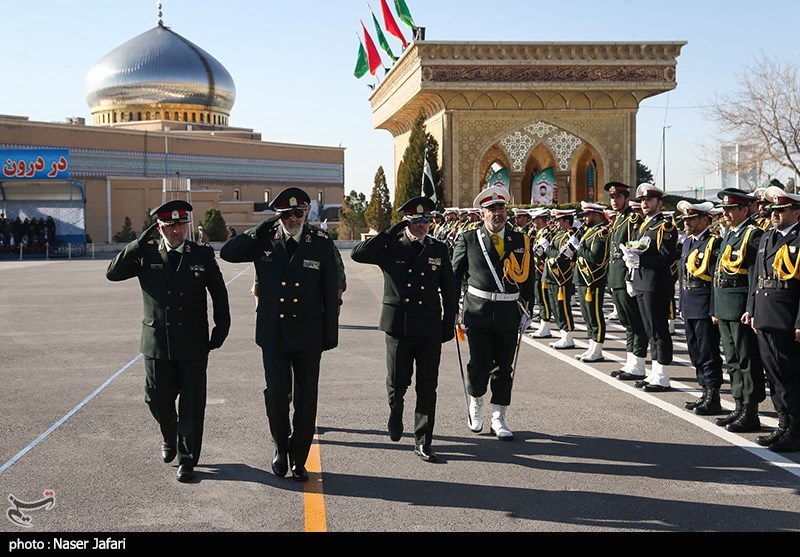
<box><xmin>307</xmin><ymin>224</ymin><xmax>330</xmax><ymax>239</ymax></box>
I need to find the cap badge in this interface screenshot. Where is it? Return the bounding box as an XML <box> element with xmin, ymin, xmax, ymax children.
<box><xmin>289</xmin><ymin>197</ymin><xmax>297</xmax><ymax>207</ymax></box>
<box><xmin>774</xmin><ymin>195</ymin><xmax>780</xmax><ymax>203</ymax></box>
<box><xmin>416</xmin><ymin>204</ymin><xmax>424</xmax><ymax>214</ymax></box>
<box><xmin>171</xmin><ymin>210</ymin><xmax>180</xmax><ymax>219</ymax></box>
<box><xmin>723</xmin><ymin>195</ymin><xmax>729</xmax><ymax>204</ymax></box>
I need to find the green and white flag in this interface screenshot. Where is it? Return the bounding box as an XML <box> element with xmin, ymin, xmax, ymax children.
<box><xmin>370</xmin><ymin>4</ymin><xmax>397</xmax><ymax>62</ymax></box>
<box><xmin>422</xmin><ymin>150</ymin><xmax>436</xmax><ymax>203</ymax></box>
<box><xmin>394</xmin><ymin>0</ymin><xmax>415</xmax><ymax>29</ymax></box>
<box><xmin>354</xmin><ymin>38</ymin><xmax>369</xmax><ymax>78</ymax></box>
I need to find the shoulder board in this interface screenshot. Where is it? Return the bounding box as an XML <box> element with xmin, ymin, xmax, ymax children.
<box><xmin>306</xmin><ymin>224</ymin><xmax>329</xmax><ymax>239</ymax></box>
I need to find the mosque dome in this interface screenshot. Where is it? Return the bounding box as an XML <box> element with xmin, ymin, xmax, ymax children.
<box><xmin>85</xmin><ymin>23</ymin><xmax>236</xmax><ymax>126</ymax></box>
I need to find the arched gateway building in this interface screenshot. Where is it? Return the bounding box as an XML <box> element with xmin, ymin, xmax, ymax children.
<box><xmin>370</xmin><ymin>41</ymin><xmax>685</xmax><ymax>206</ymax></box>
<box><xmin>0</xmin><ymin>18</ymin><xmax>343</xmax><ymax>246</ymax></box>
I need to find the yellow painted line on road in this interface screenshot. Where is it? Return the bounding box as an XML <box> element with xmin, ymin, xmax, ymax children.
<box><xmin>303</xmin><ymin>428</ymin><xmax>327</xmax><ymax>532</ymax></box>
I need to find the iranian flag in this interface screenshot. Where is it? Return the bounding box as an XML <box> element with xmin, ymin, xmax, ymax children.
<box><xmin>381</xmin><ymin>0</ymin><xmax>407</xmax><ymax>48</ymax></box>
<box><xmin>360</xmin><ymin>20</ymin><xmax>383</xmax><ymax>76</ymax></box>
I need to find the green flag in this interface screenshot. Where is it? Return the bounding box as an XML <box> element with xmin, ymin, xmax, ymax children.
<box><xmin>354</xmin><ymin>40</ymin><xmax>369</xmax><ymax>78</ymax></box>
<box><xmin>393</xmin><ymin>0</ymin><xmax>415</xmax><ymax>29</ymax></box>
<box><xmin>371</xmin><ymin>8</ymin><xmax>397</xmax><ymax>62</ymax></box>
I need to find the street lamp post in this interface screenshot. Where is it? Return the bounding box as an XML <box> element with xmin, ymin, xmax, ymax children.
<box><xmin>662</xmin><ymin>125</ymin><xmax>672</xmax><ymax>192</ymax></box>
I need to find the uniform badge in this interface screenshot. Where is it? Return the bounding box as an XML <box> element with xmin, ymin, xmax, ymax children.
<box><xmin>290</xmin><ymin>196</ymin><xmax>298</xmax><ymax>207</ymax></box>
<box><xmin>150</xmin><ymin>263</ymin><xmax>163</xmax><ymax>270</ymax></box>
<box><xmin>195</xmin><ymin>272</ymin><xmax>200</xmax><ymax>278</ymax></box>
<box><xmin>189</xmin><ymin>264</ymin><xmax>205</xmax><ymax>272</ymax></box>
<box><xmin>303</xmin><ymin>259</ymin><xmax>320</xmax><ymax>270</ymax></box>
<box><xmin>664</xmin><ymin>233</ymin><xmax>672</xmax><ymax>240</ymax></box>
<box><xmin>185</xmin><ymin>245</ymin><xmax>192</xmax><ymax>253</ymax></box>
<box><xmin>264</xmin><ymin>250</ymin><xmax>273</xmax><ymax>258</ymax></box>
<box><xmin>305</xmin><ymin>234</ymin><xmax>312</xmax><ymax>243</ymax></box>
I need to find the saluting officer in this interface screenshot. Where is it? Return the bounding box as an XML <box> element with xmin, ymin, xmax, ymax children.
<box><xmin>542</xmin><ymin>209</ymin><xmax>579</xmax><ymax>349</ymax></box>
<box><xmin>605</xmin><ymin>182</ymin><xmax>648</xmax><ymax>380</ymax></box>
<box><xmin>452</xmin><ymin>186</ymin><xmax>535</xmax><ymax>440</ymax></box>
<box><xmin>622</xmin><ymin>184</ymin><xmax>680</xmax><ymax>392</ymax></box>
<box><xmin>748</xmin><ymin>185</ymin><xmax>800</xmax><ymax>452</ymax></box>
<box><xmin>220</xmin><ymin>187</ymin><xmax>339</xmax><ymax>481</ymax></box>
<box><xmin>351</xmin><ymin>197</ymin><xmax>458</xmax><ymax>462</ymax></box>
<box><xmin>573</xmin><ymin>201</ymin><xmax>611</xmax><ymax>363</ymax></box>
<box><xmin>675</xmin><ymin>201</ymin><xmax>725</xmax><ymax>415</ymax></box>
<box><xmin>106</xmin><ymin>200</ymin><xmax>230</xmax><ymax>483</ymax></box>
<box><xmin>712</xmin><ymin>189</ymin><xmax>766</xmax><ymax>433</ymax></box>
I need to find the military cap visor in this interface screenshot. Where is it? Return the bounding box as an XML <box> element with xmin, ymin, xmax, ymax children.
<box><xmin>717</xmin><ymin>188</ymin><xmax>756</xmax><ymax>208</ymax></box>
<box><xmin>399</xmin><ymin>196</ymin><xmax>436</xmax><ymax>216</ymax></box>
<box><xmin>151</xmin><ymin>200</ymin><xmax>192</xmax><ymax>224</ymax></box>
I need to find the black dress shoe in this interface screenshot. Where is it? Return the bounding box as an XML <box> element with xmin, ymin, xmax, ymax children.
<box><xmin>633</xmin><ymin>380</ymin><xmax>648</xmax><ymax>389</ymax></box>
<box><xmin>617</xmin><ymin>372</ymin><xmax>646</xmax><ymax>381</ymax></box>
<box><xmin>643</xmin><ymin>384</ymin><xmax>672</xmax><ymax>393</ymax></box>
<box><xmin>609</xmin><ymin>370</ymin><xmax>622</xmax><ymax>377</ymax></box>
<box><xmin>388</xmin><ymin>410</ymin><xmax>403</xmax><ymax>442</ymax></box>
<box><xmin>161</xmin><ymin>442</ymin><xmax>176</xmax><ymax>464</ymax></box>
<box><xmin>176</xmin><ymin>465</ymin><xmax>195</xmax><ymax>483</ymax></box>
<box><xmin>272</xmin><ymin>450</ymin><xmax>288</xmax><ymax>477</ymax></box>
<box><xmin>414</xmin><ymin>444</ymin><xmax>438</xmax><ymax>463</ymax></box>
<box><xmin>291</xmin><ymin>463</ymin><xmax>309</xmax><ymax>482</ymax></box>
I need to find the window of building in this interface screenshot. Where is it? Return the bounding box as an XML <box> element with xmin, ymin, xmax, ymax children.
<box><xmin>233</xmin><ymin>188</ymin><xmax>241</xmax><ymax>201</ymax></box>
<box><xmin>137</xmin><ymin>112</ymin><xmax>142</xmax><ymax>121</ymax></box>
<box><xmin>587</xmin><ymin>160</ymin><xmax>597</xmax><ymax>202</ymax></box>
<box><xmin>318</xmin><ymin>190</ymin><xmax>324</xmax><ymax>206</ymax></box>
<box><xmin>264</xmin><ymin>190</ymin><xmax>270</xmax><ymax>203</ymax></box>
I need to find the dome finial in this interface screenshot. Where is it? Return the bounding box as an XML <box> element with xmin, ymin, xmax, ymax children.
<box><xmin>157</xmin><ymin>1</ymin><xmax>163</xmax><ymax>26</ymax></box>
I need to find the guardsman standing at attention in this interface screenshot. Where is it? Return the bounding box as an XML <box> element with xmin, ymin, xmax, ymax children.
<box><xmin>748</xmin><ymin>185</ymin><xmax>800</xmax><ymax>452</ymax></box>
<box><xmin>675</xmin><ymin>200</ymin><xmax>725</xmax><ymax>415</ymax></box>
<box><xmin>712</xmin><ymin>189</ymin><xmax>766</xmax><ymax>433</ymax></box>
<box><xmin>573</xmin><ymin>201</ymin><xmax>611</xmax><ymax>362</ymax></box>
<box><xmin>220</xmin><ymin>187</ymin><xmax>339</xmax><ymax>481</ymax></box>
<box><xmin>452</xmin><ymin>186</ymin><xmax>534</xmax><ymax>440</ymax></box>
<box><xmin>543</xmin><ymin>209</ymin><xmax>579</xmax><ymax>349</ymax></box>
<box><xmin>752</xmin><ymin>187</ymin><xmax>772</xmax><ymax>231</ymax></box>
<box><xmin>622</xmin><ymin>184</ymin><xmax>680</xmax><ymax>392</ymax></box>
<box><xmin>351</xmin><ymin>197</ymin><xmax>458</xmax><ymax>462</ymax></box>
<box><xmin>512</xmin><ymin>207</ymin><xmax>533</xmax><ymax>234</ymax></box>
<box><xmin>605</xmin><ymin>182</ymin><xmax>648</xmax><ymax>381</ymax></box>
<box><xmin>529</xmin><ymin>208</ymin><xmax>554</xmax><ymax>337</ymax></box>
<box><xmin>106</xmin><ymin>200</ymin><xmax>230</xmax><ymax>483</ymax></box>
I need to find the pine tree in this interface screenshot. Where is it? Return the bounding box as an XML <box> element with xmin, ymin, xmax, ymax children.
<box><xmin>365</xmin><ymin>166</ymin><xmax>393</xmax><ymax>232</ymax></box>
<box><xmin>113</xmin><ymin>216</ymin><xmax>136</xmax><ymax>243</ymax></box>
<box><xmin>339</xmin><ymin>190</ymin><xmax>368</xmax><ymax>240</ymax></box>
<box><xmin>201</xmin><ymin>208</ymin><xmax>227</xmax><ymax>241</ymax></box>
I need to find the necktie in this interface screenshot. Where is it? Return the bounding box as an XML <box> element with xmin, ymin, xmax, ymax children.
<box><xmin>167</xmin><ymin>250</ymin><xmax>181</xmax><ymax>272</ymax></box>
<box><xmin>491</xmin><ymin>233</ymin><xmax>504</xmax><ymax>257</ymax></box>
<box><xmin>286</xmin><ymin>237</ymin><xmax>297</xmax><ymax>259</ymax></box>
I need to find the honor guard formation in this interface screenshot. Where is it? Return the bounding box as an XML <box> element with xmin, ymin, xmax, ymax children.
<box><xmin>107</xmin><ymin>180</ymin><xmax>800</xmax><ymax>483</ymax></box>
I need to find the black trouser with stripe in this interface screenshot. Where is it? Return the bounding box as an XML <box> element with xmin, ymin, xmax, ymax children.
<box><xmin>578</xmin><ymin>284</ymin><xmax>606</xmax><ymax>342</ymax></box>
<box><xmin>718</xmin><ymin>319</ymin><xmax>765</xmax><ymax>405</ymax></box>
<box><xmin>610</xmin><ymin>288</ymin><xmax>649</xmax><ymax>357</ymax></box>
<box><xmin>144</xmin><ymin>356</ymin><xmax>208</xmax><ymax>467</ymax></box>
<box><xmin>757</xmin><ymin>329</ymin><xmax>800</xmax><ymax>417</ymax></box>
<box><xmin>546</xmin><ymin>282</ymin><xmax>575</xmax><ymax>332</ymax></box>
<box><xmin>636</xmin><ymin>290</ymin><xmax>673</xmax><ymax>365</ymax></box>
<box><xmin>385</xmin><ymin>334</ymin><xmax>442</xmax><ymax>446</ymax></box>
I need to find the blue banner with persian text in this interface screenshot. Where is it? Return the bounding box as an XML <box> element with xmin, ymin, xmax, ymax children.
<box><xmin>1</xmin><ymin>149</ymin><xmax>70</xmax><ymax>180</ymax></box>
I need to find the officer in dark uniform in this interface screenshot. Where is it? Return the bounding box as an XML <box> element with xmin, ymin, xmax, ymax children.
<box><xmin>543</xmin><ymin>209</ymin><xmax>578</xmax><ymax>349</ymax></box>
<box><xmin>350</xmin><ymin>197</ymin><xmax>458</xmax><ymax>462</ymax></box>
<box><xmin>573</xmin><ymin>201</ymin><xmax>611</xmax><ymax>362</ymax></box>
<box><xmin>452</xmin><ymin>186</ymin><xmax>535</xmax><ymax>440</ymax></box>
<box><xmin>605</xmin><ymin>182</ymin><xmax>648</xmax><ymax>380</ymax></box>
<box><xmin>106</xmin><ymin>200</ymin><xmax>230</xmax><ymax>483</ymax></box>
<box><xmin>220</xmin><ymin>187</ymin><xmax>339</xmax><ymax>480</ymax></box>
<box><xmin>675</xmin><ymin>200</ymin><xmax>725</xmax><ymax>415</ymax></box>
<box><xmin>712</xmin><ymin>188</ymin><xmax>766</xmax><ymax>433</ymax></box>
<box><xmin>621</xmin><ymin>184</ymin><xmax>679</xmax><ymax>392</ymax></box>
<box><xmin>749</xmin><ymin>185</ymin><xmax>800</xmax><ymax>452</ymax></box>
<box><xmin>529</xmin><ymin>208</ymin><xmax>554</xmax><ymax>337</ymax></box>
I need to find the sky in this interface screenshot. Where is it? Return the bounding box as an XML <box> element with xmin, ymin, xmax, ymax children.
<box><xmin>1</xmin><ymin>0</ymin><xmax>798</xmax><ymax>201</ymax></box>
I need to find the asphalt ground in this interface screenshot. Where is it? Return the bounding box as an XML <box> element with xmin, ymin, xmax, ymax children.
<box><xmin>1</xmin><ymin>251</ymin><xmax>799</xmax><ymax>545</ymax></box>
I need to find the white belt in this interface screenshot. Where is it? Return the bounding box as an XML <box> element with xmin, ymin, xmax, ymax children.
<box><xmin>467</xmin><ymin>285</ymin><xmax>520</xmax><ymax>302</ymax></box>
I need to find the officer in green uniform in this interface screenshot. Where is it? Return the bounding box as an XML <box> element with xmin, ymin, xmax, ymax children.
<box><xmin>621</xmin><ymin>184</ymin><xmax>680</xmax><ymax>392</ymax></box>
<box><xmin>749</xmin><ymin>185</ymin><xmax>800</xmax><ymax>452</ymax></box>
<box><xmin>605</xmin><ymin>182</ymin><xmax>648</xmax><ymax>380</ymax></box>
<box><xmin>106</xmin><ymin>200</ymin><xmax>230</xmax><ymax>483</ymax></box>
<box><xmin>573</xmin><ymin>201</ymin><xmax>611</xmax><ymax>362</ymax></box>
<box><xmin>220</xmin><ymin>187</ymin><xmax>339</xmax><ymax>481</ymax></box>
<box><xmin>529</xmin><ymin>208</ymin><xmax>554</xmax><ymax>336</ymax></box>
<box><xmin>676</xmin><ymin>200</ymin><xmax>724</xmax><ymax>415</ymax></box>
<box><xmin>351</xmin><ymin>197</ymin><xmax>458</xmax><ymax>463</ymax></box>
<box><xmin>712</xmin><ymin>188</ymin><xmax>766</xmax><ymax>432</ymax></box>
<box><xmin>543</xmin><ymin>209</ymin><xmax>578</xmax><ymax>349</ymax></box>
<box><xmin>452</xmin><ymin>186</ymin><xmax>535</xmax><ymax>440</ymax></box>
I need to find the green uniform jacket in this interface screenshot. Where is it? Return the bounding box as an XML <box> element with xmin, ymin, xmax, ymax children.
<box><xmin>712</xmin><ymin>215</ymin><xmax>763</xmax><ymax>321</ymax></box>
<box><xmin>574</xmin><ymin>222</ymin><xmax>610</xmax><ymax>288</ymax></box>
<box><xmin>452</xmin><ymin>224</ymin><xmax>535</xmax><ymax>331</ymax></box>
<box><xmin>608</xmin><ymin>207</ymin><xmax>642</xmax><ymax>289</ymax></box>
<box><xmin>106</xmin><ymin>238</ymin><xmax>230</xmax><ymax>361</ymax></box>
<box><xmin>220</xmin><ymin>221</ymin><xmax>339</xmax><ymax>353</ymax></box>
<box><xmin>351</xmin><ymin>230</ymin><xmax>458</xmax><ymax>340</ymax></box>
<box><xmin>543</xmin><ymin>228</ymin><xmax>576</xmax><ymax>286</ymax></box>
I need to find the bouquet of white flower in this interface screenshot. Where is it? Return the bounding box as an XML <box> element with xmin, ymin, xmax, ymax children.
<box><xmin>624</xmin><ymin>236</ymin><xmax>651</xmax><ymax>254</ymax></box>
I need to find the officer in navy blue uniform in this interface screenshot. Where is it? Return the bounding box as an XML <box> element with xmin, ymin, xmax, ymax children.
<box><xmin>220</xmin><ymin>187</ymin><xmax>339</xmax><ymax>480</ymax></box>
<box><xmin>675</xmin><ymin>200</ymin><xmax>724</xmax><ymax>415</ymax></box>
<box><xmin>351</xmin><ymin>197</ymin><xmax>458</xmax><ymax>462</ymax></box>
<box><xmin>106</xmin><ymin>200</ymin><xmax>230</xmax><ymax>483</ymax></box>
<box><xmin>749</xmin><ymin>185</ymin><xmax>800</xmax><ymax>452</ymax></box>
<box><xmin>452</xmin><ymin>186</ymin><xmax>535</xmax><ymax>441</ymax></box>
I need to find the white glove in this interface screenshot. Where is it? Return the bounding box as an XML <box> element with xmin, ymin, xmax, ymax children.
<box><xmin>533</xmin><ymin>245</ymin><xmax>545</xmax><ymax>258</ymax></box>
<box><xmin>623</xmin><ymin>251</ymin><xmax>640</xmax><ymax>270</ymax></box>
<box><xmin>569</xmin><ymin>235</ymin><xmax>580</xmax><ymax>249</ymax></box>
<box><xmin>562</xmin><ymin>245</ymin><xmax>575</xmax><ymax>260</ymax></box>
<box><xmin>626</xmin><ymin>280</ymin><xmax>637</xmax><ymax>297</ymax></box>
<box><xmin>537</xmin><ymin>238</ymin><xmax>550</xmax><ymax>250</ymax></box>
